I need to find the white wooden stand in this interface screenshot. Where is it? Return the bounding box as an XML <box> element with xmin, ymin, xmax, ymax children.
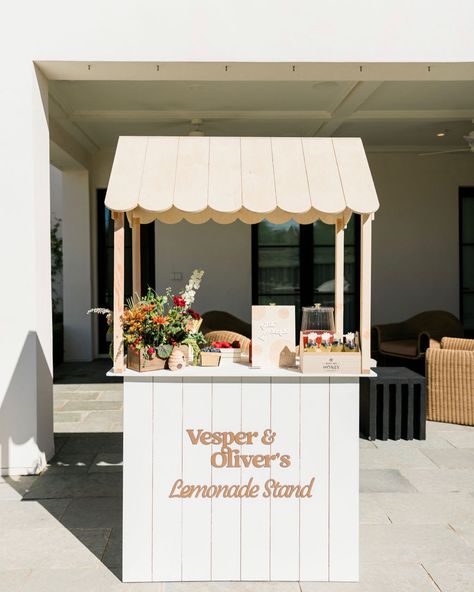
<box><xmin>121</xmin><ymin>365</ymin><xmax>360</xmax><ymax>583</ymax></box>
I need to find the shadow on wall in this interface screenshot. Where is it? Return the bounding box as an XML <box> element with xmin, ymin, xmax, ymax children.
<box><xmin>0</xmin><ymin>331</ymin><xmax>54</xmax><ymax>475</ymax></box>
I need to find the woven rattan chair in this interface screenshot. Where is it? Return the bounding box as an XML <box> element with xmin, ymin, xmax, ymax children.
<box><xmin>204</xmin><ymin>330</ymin><xmax>251</xmax><ymax>354</ymax></box>
<box><xmin>426</xmin><ymin>337</ymin><xmax>474</xmax><ymax>426</ymax></box>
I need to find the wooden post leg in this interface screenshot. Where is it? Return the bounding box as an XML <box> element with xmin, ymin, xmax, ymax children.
<box><xmin>132</xmin><ymin>216</ymin><xmax>141</xmax><ymax>300</ymax></box>
<box><xmin>360</xmin><ymin>213</ymin><xmax>372</xmax><ymax>373</ymax></box>
<box><xmin>113</xmin><ymin>212</ymin><xmax>125</xmax><ymax>373</ymax></box>
<box><xmin>335</xmin><ymin>218</ymin><xmax>344</xmax><ymax>337</ymax></box>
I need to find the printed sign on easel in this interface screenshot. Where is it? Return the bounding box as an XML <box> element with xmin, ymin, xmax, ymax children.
<box><xmin>251</xmin><ymin>305</ymin><xmax>295</xmax><ymax>368</ymax></box>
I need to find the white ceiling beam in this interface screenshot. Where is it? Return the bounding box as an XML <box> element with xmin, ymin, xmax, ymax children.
<box><xmin>69</xmin><ymin>110</ymin><xmax>332</xmax><ymax>122</ymax></box>
<box><xmin>313</xmin><ymin>82</ymin><xmax>383</xmax><ymax>136</ymax></box>
<box><xmin>49</xmin><ymin>120</ymin><xmax>91</xmax><ymax>169</ymax></box>
<box><xmin>37</xmin><ymin>61</ymin><xmax>474</xmax><ymax>82</ymax></box>
<box><xmin>49</xmin><ymin>92</ymin><xmax>100</xmax><ymax>154</ymax></box>
<box><xmin>350</xmin><ymin>109</ymin><xmax>474</xmax><ymax>121</ymax></box>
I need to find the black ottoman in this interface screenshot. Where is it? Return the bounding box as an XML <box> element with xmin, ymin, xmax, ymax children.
<box><xmin>360</xmin><ymin>367</ymin><xmax>426</xmax><ymax>441</ymax></box>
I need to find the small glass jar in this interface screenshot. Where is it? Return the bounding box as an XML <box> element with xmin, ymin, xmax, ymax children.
<box><xmin>301</xmin><ymin>304</ymin><xmax>335</xmax><ymax>351</ymax></box>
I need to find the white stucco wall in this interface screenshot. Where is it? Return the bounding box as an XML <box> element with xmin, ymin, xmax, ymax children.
<box><xmin>17</xmin><ymin>0</ymin><xmax>474</xmax><ymax>63</ymax></box>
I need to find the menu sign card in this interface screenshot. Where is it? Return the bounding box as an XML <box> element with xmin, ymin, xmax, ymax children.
<box><xmin>251</xmin><ymin>305</ymin><xmax>295</xmax><ymax>368</ymax></box>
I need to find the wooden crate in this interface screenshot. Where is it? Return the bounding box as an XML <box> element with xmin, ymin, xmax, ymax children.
<box><xmin>127</xmin><ymin>348</ymin><xmax>167</xmax><ymax>372</ymax></box>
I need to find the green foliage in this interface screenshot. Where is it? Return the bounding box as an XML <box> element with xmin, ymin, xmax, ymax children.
<box><xmin>51</xmin><ymin>216</ymin><xmax>63</xmax><ymax>313</ymax></box>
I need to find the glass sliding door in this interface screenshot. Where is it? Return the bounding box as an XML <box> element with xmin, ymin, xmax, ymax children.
<box><xmin>460</xmin><ymin>187</ymin><xmax>474</xmax><ymax>337</ymax></box>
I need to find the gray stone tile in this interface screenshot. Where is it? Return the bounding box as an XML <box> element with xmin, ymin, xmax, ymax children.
<box><xmin>75</xmin><ymin>383</ymin><xmax>123</xmax><ymax>392</ymax></box>
<box><xmin>370</xmin><ymin>492</ymin><xmax>474</xmax><ymax>524</ymax></box>
<box><xmin>102</xmin><ymin>527</ymin><xmax>122</xmax><ymax>568</ymax></box>
<box><xmin>53</xmin><ymin>422</ymin><xmax>92</xmax><ymax>433</ymax></box>
<box><xmin>54</xmin><ymin>411</ymin><xmax>84</xmax><ymax>423</ymax></box>
<box><xmin>373</xmin><ymin>435</ymin><xmax>454</xmax><ymax>450</ymax></box>
<box><xmin>426</xmin><ymin>421</ymin><xmax>472</xmax><ymax>433</ymax></box>
<box><xmin>46</xmin><ymin>454</ymin><xmax>95</xmax><ymax>473</ymax></box>
<box><xmin>62</xmin><ymin>400</ymin><xmax>123</xmax><ymax>411</ymax></box>
<box><xmin>360</xmin><ymin>524</ymin><xmax>474</xmax><ymax>564</ymax></box>
<box><xmin>0</xmin><ymin>483</ymin><xmax>24</xmax><ymax>501</ymax></box>
<box><xmin>360</xmin><ymin>470</ymin><xmax>417</xmax><ymax>493</ymax></box>
<box><xmin>422</xmin><ymin>560</ymin><xmax>474</xmax><ymax>592</ymax></box>
<box><xmin>61</xmin><ymin>497</ymin><xmax>122</xmax><ymax>529</ymax></box>
<box><xmin>38</xmin><ymin>498</ymin><xmax>71</xmax><ymax>521</ymax></box>
<box><xmin>98</xmin><ymin>436</ymin><xmax>123</xmax><ymax>453</ymax></box>
<box><xmin>0</xmin><ymin>476</ymin><xmax>37</xmax><ymax>497</ymax></box>
<box><xmin>359</xmin><ymin>439</ymin><xmax>377</xmax><ymax>449</ymax></box>
<box><xmin>89</xmin><ymin>453</ymin><xmax>123</xmax><ymax>473</ymax></box>
<box><xmin>97</xmin><ymin>391</ymin><xmax>124</xmax><ymax>402</ymax></box>
<box><xmin>21</xmin><ymin>566</ymin><xmax>121</xmax><ymax>592</ymax></box>
<box><xmin>360</xmin><ymin>493</ymin><xmax>391</xmax><ymax>524</ymax></box>
<box><xmin>400</xmin><ymin>468</ymin><xmax>474</xmax><ymax>493</ymax></box>
<box><xmin>0</xmin><ymin>500</ymin><xmax>62</xmax><ymax>529</ymax></box>
<box><xmin>164</xmin><ymin>583</ymin><xmax>299</xmax><ymax>592</ymax></box>
<box><xmin>85</xmin><ymin>410</ymin><xmax>123</xmax><ymax>424</ymax></box>
<box><xmin>0</xmin><ymin>568</ymin><xmax>31</xmax><ymax>592</ymax></box>
<box><xmin>0</xmin><ymin>526</ymin><xmax>98</xmax><ymax>570</ymax></box>
<box><xmin>421</xmin><ymin>448</ymin><xmax>474</xmax><ymax>469</ymax></box>
<box><xmin>444</xmin><ymin>430</ymin><xmax>474</xmax><ymax>449</ymax></box>
<box><xmin>59</xmin><ymin>435</ymin><xmax>119</xmax><ymax>455</ymax></box>
<box><xmin>360</xmin><ymin>448</ymin><xmax>438</xmax><ymax>470</ymax></box>
<box><xmin>70</xmin><ymin>527</ymin><xmax>111</xmax><ymax>559</ymax></box>
<box><xmin>301</xmin><ymin>562</ymin><xmax>438</xmax><ymax>591</ymax></box>
<box><xmin>54</xmin><ymin>399</ymin><xmax>67</xmax><ymax>410</ymax></box>
<box><xmin>23</xmin><ymin>473</ymin><xmax>122</xmax><ymax>500</ymax></box>
<box><xmin>54</xmin><ymin>391</ymin><xmax>101</xmax><ymax>400</ymax></box>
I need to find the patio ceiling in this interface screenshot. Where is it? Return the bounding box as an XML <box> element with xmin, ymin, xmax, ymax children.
<box><xmin>48</xmin><ymin>79</ymin><xmax>474</xmax><ymax>160</ymax></box>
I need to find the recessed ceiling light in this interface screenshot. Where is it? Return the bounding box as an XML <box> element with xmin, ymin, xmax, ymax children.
<box><xmin>436</xmin><ymin>131</ymin><xmax>446</xmax><ymax>137</ymax></box>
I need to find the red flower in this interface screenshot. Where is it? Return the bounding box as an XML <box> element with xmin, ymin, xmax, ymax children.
<box><xmin>173</xmin><ymin>295</ymin><xmax>186</xmax><ymax>308</ymax></box>
<box><xmin>187</xmin><ymin>308</ymin><xmax>201</xmax><ymax>320</ymax></box>
<box><xmin>147</xmin><ymin>347</ymin><xmax>155</xmax><ymax>356</ymax></box>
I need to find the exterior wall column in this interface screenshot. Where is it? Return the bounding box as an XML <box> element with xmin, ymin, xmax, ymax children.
<box><xmin>62</xmin><ymin>169</ymin><xmax>93</xmax><ymax>361</ymax></box>
<box><xmin>0</xmin><ymin>63</ymin><xmax>54</xmax><ymax>475</ymax></box>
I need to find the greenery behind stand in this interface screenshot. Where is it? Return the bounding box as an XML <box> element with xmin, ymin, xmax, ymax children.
<box><xmin>51</xmin><ymin>217</ymin><xmax>63</xmax><ymax>367</ymax></box>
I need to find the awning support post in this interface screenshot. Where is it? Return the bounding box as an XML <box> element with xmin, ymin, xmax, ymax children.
<box><xmin>132</xmin><ymin>215</ymin><xmax>141</xmax><ymax>300</ymax></box>
<box><xmin>360</xmin><ymin>213</ymin><xmax>372</xmax><ymax>373</ymax></box>
<box><xmin>335</xmin><ymin>218</ymin><xmax>344</xmax><ymax>337</ymax></box>
<box><xmin>113</xmin><ymin>211</ymin><xmax>125</xmax><ymax>373</ymax></box>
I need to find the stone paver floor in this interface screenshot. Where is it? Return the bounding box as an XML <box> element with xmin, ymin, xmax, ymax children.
<box><xmin>1</xmin><ymin>375</ymin><xmax>474</xmax><ymax>591</ymax></box>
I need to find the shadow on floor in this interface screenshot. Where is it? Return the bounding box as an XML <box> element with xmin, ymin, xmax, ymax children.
<box><xmin>7</xmin><ymin>433</ymin><xmax>124</xmax><ymax>578</ymax></box>
<box><xmin>54</xmin><ymin>359</ymin><xmax>123</xmax><ymax>385</ymax></box>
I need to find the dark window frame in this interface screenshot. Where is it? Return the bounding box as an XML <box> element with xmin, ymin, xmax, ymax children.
<box><xmin>459</xmin><ymin>186</ymin><xmax>474</xmax><ymax>337</ymax></box>
<box><xmin>251</xmin><ymin>217</ymin><xmax>360</xmax><ymax>332</ymax></box>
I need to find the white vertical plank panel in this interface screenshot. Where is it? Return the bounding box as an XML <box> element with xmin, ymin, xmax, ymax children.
<box><xmin>271</xmin><ymin>138</ymin><xmax>311</xmax><ymax>214</ymax></box>
<box><xmin>241</xmin><ymin>137</ymin><xmax>276</xmax><ymax>214</ymax></box>
<box><xmin>211</xmin><ymin>378</ymin><xmax>242</xmax><ymax>580</ymax></box>
<box><xmin>241</xmin><ymin>377</ymin><xmax>271</xmax><ymax>581</ymax></box>
<box><xmin>300</xmin><ymin>378</ymin><xmax>330</xmax><ymax>581</ymax></box>
<box><xmin>139</xmin><ymin>136</ymin><xmax>179</xmax><ymax>212</ymax></box>
<box><xmin>123</xmin><ymin>377</ymin><xmax>153</xmax><ymax>582</ymax></box>
<box><xmin>301</xmin><ymin>138</ymin><xmax>345</xmax><ymax>215</ymax></box>
<box><xmin>360</xmin><ymin>214</ymin><xmax>373</xmax><ymax>373</ymax></box>
<box><xmin>329</xmin><ymin>377</ymin><xmax>359</xmax><ymax>582</ymax></box>
<box><xmin>270</xmin><ymin>378</ymin><xmax>300</xmax><ymax>581</ymax></box>
<box><xmin>174</xmin><ymin>137</ymin><xmax>210</xmax><ymax>212</ymax></box>
<box><xmin>182</xmin><ymin>378</ymin><xmax>212</xmax><ymax>580</ymax></box>
<box><xmin>152</xmin><ymin>377</ymin><xmax>183</xmax><ymax>581</ymax></box>
<box><xmin>335</xmin><ymin>218</ymin><xmax>345</xmax><ymax>337</ymax></box>
<box><xmin>208</xmin><ymin>137</ymin><xmax>242</xmax><ymax>214</ymax></box>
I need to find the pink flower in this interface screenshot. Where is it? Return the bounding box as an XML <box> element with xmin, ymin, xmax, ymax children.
<box><xmin>147</xmin><ymin>347</ymin><xmax>155</xmax><ymax>356</ymax></box>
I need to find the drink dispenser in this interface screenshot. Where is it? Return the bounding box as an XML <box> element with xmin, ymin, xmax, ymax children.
<box><xmin>301</xmin><ymin>304</ymin><xmax>335</xmax><ymax>352</ymax></box>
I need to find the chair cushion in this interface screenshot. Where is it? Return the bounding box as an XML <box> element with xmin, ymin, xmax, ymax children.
<box><xmin>380</xmin><ymin>339</ymin><xmax>419</xmax><ymax>358</ymax></box>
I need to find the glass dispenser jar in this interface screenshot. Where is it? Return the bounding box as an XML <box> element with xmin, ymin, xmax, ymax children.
<box><xmin>301</xmin><ymin>304</ymin><xmax>335</xmax><ymax>352</ymax></box>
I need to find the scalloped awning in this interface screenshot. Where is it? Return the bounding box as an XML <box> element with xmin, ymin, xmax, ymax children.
<box><xmin>105</xmin><ymin>136</ymin><xmax>379</xmax><ymax>225</ymax></box>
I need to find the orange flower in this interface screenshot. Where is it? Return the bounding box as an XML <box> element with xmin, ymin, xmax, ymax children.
<box><xmin>152</xmin><ymin>315</ymin><xmax>168</xmax><ymax>325</ymax></box>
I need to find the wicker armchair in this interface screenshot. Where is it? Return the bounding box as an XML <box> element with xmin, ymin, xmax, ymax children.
<box><xmin>426</xmin><ymin>337</ymin><xmax>474</xmax><ymax>426</ymax></box>
<box><xmin>204</xmin><ymin>330</ymin><xmax>251</xmax><ymax>354</ymax></box>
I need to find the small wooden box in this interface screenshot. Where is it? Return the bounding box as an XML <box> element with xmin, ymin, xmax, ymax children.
<box><xmin>127</xmin><ymin>348</ymin><xmax>167</xmax><ymax>372</ymax></box>
<box><xmin>199</xmin><ymin>352</ymin><xmax>221</xmax><ymax>367</ymax></box>
<box><xmin>299</xmin><ymin>334</ymin><xmax>361</xmax><ymax>374</ymax></box>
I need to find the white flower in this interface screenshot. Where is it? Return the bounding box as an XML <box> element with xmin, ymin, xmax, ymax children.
<box><xmin>322</xmin><ymin>332</ymin><xmax>331</xmax><ymax>343</ymax></box>
<box><xmin>308</xmin><ymin>332</ymin><xmax>318</xmax><ymax>343</ymax></box>
<box><xmin>345</xmin><ymin>332</ymin><xmax>355</xmax><ymax>342</ymax></box>
<box><xmin>181</xmin><ymin>269</ymin><xmax>204</xmax><ymax>306</ymax></box>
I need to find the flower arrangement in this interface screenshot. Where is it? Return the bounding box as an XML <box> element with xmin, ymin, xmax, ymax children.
<box><xmin>121</xmin><ymin>269</ymin><xmax>206</xmax><ymax>364</ymax></box>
